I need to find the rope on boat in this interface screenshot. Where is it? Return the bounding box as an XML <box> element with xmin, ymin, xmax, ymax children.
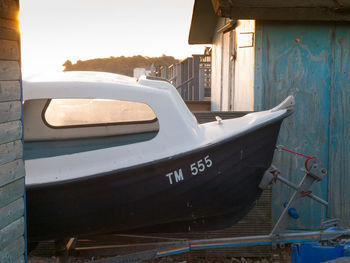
<box><xmin>276</xmin><ymin>145</ymin><xmax>318</xmax><ymax>169</ymax></box>
<box><xmin>276</xmin><ymin>145</ymin><xmax>313</xmax><ymax>159</ymax></box>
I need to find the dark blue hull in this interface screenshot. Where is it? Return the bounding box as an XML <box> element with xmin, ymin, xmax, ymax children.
<box><xmin>26</xmin><ymin>113</ymin><xmax>289</xmax><ymax>241</ymax></box>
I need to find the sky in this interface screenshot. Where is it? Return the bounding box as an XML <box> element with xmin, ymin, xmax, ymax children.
<box><xmin>19</xmin><ymin>0</ymin><xmax>206</xmax><ymax>77</ymax></box>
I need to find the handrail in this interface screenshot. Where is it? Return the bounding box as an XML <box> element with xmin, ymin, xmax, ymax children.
<box><xmin>176</xmin><ymin>77</ymin><xmax>194</xmax><ymax>90</ymax></box>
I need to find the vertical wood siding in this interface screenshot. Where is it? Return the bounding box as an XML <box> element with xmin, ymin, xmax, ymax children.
<box><xmin>210</xmin><ymin>18</ymin><xmax>225</xmax><ymax>110</ymax></box>
<box><xmin>0</xmin><ymin>0</ymin><xmax>25</xmax><ymax>261</ymax></box>
<box><xmin>211</xmin><ymin>19</ymin><xmax>255</xmax><ymax>111</ymax></box>
<box><xmin>221</xmin><ymin>31</ymin><xmax>231</xmax><ymax>110</ymax></box>
<box><xmin>328</xmin><ymin>24</ymin><xmax>350</xmax><ymax>223</ymax></box>
<box><xmin>232</xmin><ymin>20</ymin><xmax>255</xmax><ymax>111</ymax></box>
<box><xmin>255</xmin><ymin>21</ymin><xmax>350</xmax><ymax>230</ymax></box>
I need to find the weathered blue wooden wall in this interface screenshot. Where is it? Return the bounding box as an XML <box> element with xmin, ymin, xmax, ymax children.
<box><xmin>328</xmin><ymin>24</ymin><xmax>350</xmax><ymax>224</ymax></box>
<box><xmin>255</xmin><ymin>21</ymin><xmax>350</xmax><ymax>230</ymax></box>
<box><xmin>0</xmin><ymin>0</ymin><xmax>26</xmax><ymax>261</ymax></box>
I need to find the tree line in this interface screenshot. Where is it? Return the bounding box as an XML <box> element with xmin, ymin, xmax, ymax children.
<box><xmin>63</xmin><ymin>55</ymin><xmax>178</xmax><ymax>77</ymax></box>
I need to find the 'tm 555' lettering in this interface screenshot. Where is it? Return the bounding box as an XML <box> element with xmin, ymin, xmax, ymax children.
<box><xmin>165</xmin><ymin>155</ymin><xmax>213</xmax><ymax>185</ymax></box>
<box><xmin>165</xmin><ymin>169</ymin><xmax>183</xmax><ymax>185</ymax></box>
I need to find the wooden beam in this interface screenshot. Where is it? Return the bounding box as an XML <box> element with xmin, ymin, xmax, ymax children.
<box><xmin>0</xmin><ymin>81</ymin><xmax>21</xmax><ymax>102</ymax></box>
<box><xmin>0</xmin><ymin>120</ymin><xmax>22</xmax><ymax>144</ymax></box>
<box><xmin>214</xmin><ymin>0</ymin><xmax>343</xmax><ymax>8</ymax></box>
<box><xmin>211</xmin><ymin>0</ymin><xmax>232</xmax><ymax>17</ymax></box>
<box><xmin>0</xmin><ymin>40</ymin><xmax>19</xmax><ymax>60</ymax></box>
<box><xmin>0</xmin><ymin>101</ymin><xmax>21</xmax><ymax>123</ymax></box>
<box><xmin>0</xmin><ymin>61</ymin><xmax>20</xmax><ymax>81</ymax></box>
<box><xmin>0</xmin><ymin>159</ymin><xmax>24</xmax><ymax>188</ymax></box>
<box><xmin>188</xmin><ymin>0</ymin><xmax>217</xmax><ymax>44</ymax></box>
<box><xmin>224</xmin><ymin>6</ymin><xmax>350</xmax><ymax>20</ymax></box>
<box><xmin>211</xmin><ymin>0</ymin><xmax>221</xmax><ymax>14</ymax></box>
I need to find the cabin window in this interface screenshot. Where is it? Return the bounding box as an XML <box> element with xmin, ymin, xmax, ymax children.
<box><xmin>43</xmin><ymin>98</ymin><xmax>157</xmax><ymax>128</ymax></box>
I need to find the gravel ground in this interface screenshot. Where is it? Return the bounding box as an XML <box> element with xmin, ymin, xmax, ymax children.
<box><xmin>28</xmin><ymin>246</ymin><xmax>291</xmax><ymax>263</ymax></box>
<box><xmin>28</xmin><ymin>254</ymin><xmax>290</xmax><ymax>263</ymax></box>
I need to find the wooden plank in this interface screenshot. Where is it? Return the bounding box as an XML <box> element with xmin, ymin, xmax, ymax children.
<box><xmin>210</xmin><ymin>18</ymin><xmax>225</xmax><ymax>110</ymax></box>
<box><xmin>328</xmin><ymin>24</ymin><xmax>350</xmax><ymax>223</ymax></box>
<box><xmin>185</xmin><ymin>101</ymin><xmax>211</xmax><ymax>112</ymax></box>
<box><xmin>0</xmin><ymin>0</ymin><xmax>19</xmax><ymax>20</ymax></box>
<box><xmin>0</xmin><ymin>140</ymin><xmax>22</xmax><ymax>166</ymax></box>
<box><xmin>0</xmin><ymin>217</ymin><xmax>24</xmax><ymax>250</ymax></box>
<box><xmin>254</xmin><ymin>22</ymin><xmax>264</xmax><ymax>112</ymax></box>
<box><xmin>0</xmin><ymin>61</ymin><xmax>20</xmax><ymax>81</ymax></box>
<box><xmin>0</xmin><ymin>81</ymin><xmax>21</xmax><ymax>102</ymax></box>
<box><xmin>0</xmin><ymin>101</ymin><xmax>21</xmax><ymax>123</ymax></box>
<box><xmin>0</xmin><ymin>197</ymin><xmax>24</xmax><ymax>229</ymax></box>
<box><xmin>0</xmin><ymin>18</ymin><xmax>18</xmax><ymax>30</ymax></box>
<box><xmin>0</xmin><ymin>61</ymin><xmax>20</xmax><ymax>80</ymax></box>
<box><xmin>193</xmin><ymin>56</ymin><xmax>199</xmax><ymax>100</ymax></box>
<box><xmin>0</xmin><ymin>120</ymin><xmax>22</xmax><ymax>144</ymax></box>
<box><xmin>216</xmin><ymin>0</ymin><xmax>342</xmax><ymax>8</ymax></box>
<box><xmin>13</xmin><ymin>255</ymin><xmax>24</xmax><ymax>263</ymax></box>
<box><xmin>233</xmin><ymin>20</ymin><xmax>255</xmax><ymax>111</ymax></box>
<box><xmin>0</xmin><ymin>25</ymin><xmax>19</xmax><ymax>41</ymax></box>
<box><xmin>0</xmin><ymin>177</ymin><xmax>24</xmax><ymax>209</ymax></box>
<box><xmin>0</xmin><ymin>236</ymin><xmax>24</xmax><ymax>263</ymax></box>
<box><xmin>0</xmin><ymin>159</ymin><xmax>24</xmax><ymax>187</ymax></box>
<box><xmin>221</xmin><ymin>31</ymin><xmax>231</xmax><ymax>110</ymax></box>
<box><xmin>0</xmin><ymin>40</ymin><xmax>19</xmax><ymax>60</ymax></box>
<box><xmin>0</xmin><ymin>3</ymin><xmax>23</xmax><ymax>259</ymax></box>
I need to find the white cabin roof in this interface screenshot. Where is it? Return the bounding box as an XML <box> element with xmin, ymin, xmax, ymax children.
<box><xmin>22</xmin><ymin>71</ymin><xmax>167</xmax><ymax>101</ymax></box>
<box><xmin>24</xmin><ymin>71</ymin><xmax>137</xmax><ymax>85</ymax></box>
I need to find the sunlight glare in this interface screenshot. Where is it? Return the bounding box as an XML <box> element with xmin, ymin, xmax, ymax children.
<box><xmin>19</xmin><ymin>0</ymin><xmax>207</xmax><ymax>77</ymax></box>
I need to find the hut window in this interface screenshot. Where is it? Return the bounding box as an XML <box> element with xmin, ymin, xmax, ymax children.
<box><xmin>43</xmin><ymin>98</ymin><xmax>157</xmax><ymax>128</ymax></box>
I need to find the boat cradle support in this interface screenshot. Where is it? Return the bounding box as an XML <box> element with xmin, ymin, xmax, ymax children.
<box><xmin>90</xmin><ymin>156</ymin><xmax>350</xmax><ymax>263</ymax></box>
<box><xmin>88</xmin><ymin>229</ymin><xmax>350</xmax><ymax>263</ymax></box>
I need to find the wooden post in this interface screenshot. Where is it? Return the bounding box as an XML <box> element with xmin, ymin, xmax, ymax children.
<box><xmin>193</xmin><ymin>55</ymin><xmax>200</xmax><ymax>101</ymax></box>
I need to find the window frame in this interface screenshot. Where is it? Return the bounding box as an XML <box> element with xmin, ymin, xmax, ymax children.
<box><xmin>41</xmin><ymin>99</ymin><xmax>158</xmax><ymax>129</ymax></box>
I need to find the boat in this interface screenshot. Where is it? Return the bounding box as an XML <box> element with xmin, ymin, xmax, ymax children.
<box><xmin>23</xmin><ymin>71</ymin><xmax>294</xmax><ymax>241</ymax></box>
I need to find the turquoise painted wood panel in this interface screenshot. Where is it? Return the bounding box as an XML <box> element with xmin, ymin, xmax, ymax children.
<box><xmin>328</xmin><ymin>25</ymin><xmax>350</xmax><ymax>225</ymax></box>
<box><xmin>255</xmin><ymin>22</ymin><xmax>333</xmax><ymax>230</ymax></box>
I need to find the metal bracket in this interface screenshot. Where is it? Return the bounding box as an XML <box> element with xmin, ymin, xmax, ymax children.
<box><xmin>268</xmin><ymin>158</ymin><xmax>328</xmax><ymax>244</ymax></box>
<box><xmin>321</xmin><ymin>218</ymin><xmax>345</xmax><ymax>230</ymax></box>
<box><xmin>259</xmin><ymin>165</ymin><xmax>279</xmax><ymax>190</ymax></box>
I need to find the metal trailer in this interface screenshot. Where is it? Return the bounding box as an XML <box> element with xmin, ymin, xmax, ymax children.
<box><xmin>78</xmin><ymin>150</ymin><xmax>350</xmax><ymax>263</ymax></box>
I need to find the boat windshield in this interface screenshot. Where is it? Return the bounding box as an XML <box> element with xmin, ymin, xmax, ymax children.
<box><xmin>43</xmin><ymin>98</ymin><xmax>157</xmax><ymax>128</ymax></box>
